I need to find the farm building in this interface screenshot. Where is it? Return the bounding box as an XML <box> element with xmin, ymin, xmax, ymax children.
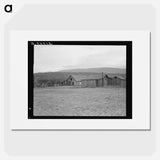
<box><xmin>63</xmin><ymin>73</ymin><xmax>126</xmax><ymax>88</ymax></box>
<box><xmin>105</xmin><ymin>74</ymin><xmax>126</xmax><ymax>87</ymax></box>
<box><xmin>64</xmin><ymin>74</ymin><xmax>104</xmax><ymax>88</ymax></box>
<box><xmin>63</xmin><ymin>75</ymin><xmax>82</xmax><ymax>86</ymax></box>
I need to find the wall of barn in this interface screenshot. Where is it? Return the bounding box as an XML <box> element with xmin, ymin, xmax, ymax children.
<box><xmin>106</xmin><ymin>77</ymin><xmax>126</xmax><ymax>87</ymax></box>
<box><xmin>97</xmin><ymin>79</ymin><xmax>102</xmax><ymax>87</ymax></box>
<box><xmin>74</xmin><ymin>81</ymin><xmax>82</xmax><ymax>87</ymax></box>
<box><xmin>65</xmin><ymin>76</ymin><xmax>76</xmax><ymax>86</ymax></box>
<box><xmin>120</xmin><ymin>79</ymin><xmax>126</xmax><ymax>87</ymax></box>
<box><xmin>63</xmin><ymin>76</ymin><xmax>126</xmax><ymax>88</ymax></box>
<box><xmin>81</xmin><ymin>79</ymin><xmax>97</xmax><ymax>88</ymax></box>
<box><xmin>97</xmin><ymin>78</ymin><xmax>108</xmax><ymax>87</ymax></box>
<box><xmin>104</xmin><ymin>78</ymin><xmax>108</xmax><ymax>86</ymax></box>
<box><xmin>113</xmin><ymin>78</ymin><xmax>126</xmax><ymax>87</ymax></box>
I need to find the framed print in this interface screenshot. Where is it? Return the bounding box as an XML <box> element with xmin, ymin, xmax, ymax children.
<box><xmin>28</xmin><ymin>41</ymin><xmax>132</xmax><ymax>119</ymax></box>
<box><xmin>10</xmin><ymin>31</ymin><xmax>150</xmax><ymax>130</ymax></box>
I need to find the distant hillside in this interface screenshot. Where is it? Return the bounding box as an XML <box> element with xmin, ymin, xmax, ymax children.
<box><xmin>34</xmin><ymin>68</ymin><xmax>126</xmax><ymax>87</ymax></box>
<box><xmin>34</xmin><ymin>67</ymin><xmax>126</xmax><ymax>81</ymax></box>
<box><xmin>34</xmin><ymin>72</ymin><xmax>69</xmax><ymax>81</ymax></box>
<box><xmin>60</xmin><ymin>67</ymin><xmax>126</xmax><ymax>74</ymax></box>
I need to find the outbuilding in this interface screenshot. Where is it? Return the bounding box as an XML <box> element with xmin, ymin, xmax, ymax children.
<box><xmin>105</xmin><ymin>74</ymin><xmax>126</xmax><ymax>87</ymax></box>
<box><xmin>64</xmin><ymin>74</ymin><xmax>104</xmax><ymax>88</ymax></box>
<box><xmin>64</xmin><ymin>73</ymin><xmax>126</xmax><ymax>88</ymax></box>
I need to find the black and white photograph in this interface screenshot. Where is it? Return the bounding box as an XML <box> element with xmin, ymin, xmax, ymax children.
<box><xmin>28</xmin><ymin>41</ymin><xmax>132</xmax><ymax>119</ymax></box>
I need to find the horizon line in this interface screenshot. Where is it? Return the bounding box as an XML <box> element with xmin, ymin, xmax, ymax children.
<box><xmin>34</xmin><ymin>67</ymin><xmax>126</xmax><ymax>74</ymax></box>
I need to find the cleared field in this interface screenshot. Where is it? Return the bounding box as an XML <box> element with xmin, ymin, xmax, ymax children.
<box><xmin>34</xmin><ymin>87</ymin><xmax>126</xmax><ymax>116</ymax></box>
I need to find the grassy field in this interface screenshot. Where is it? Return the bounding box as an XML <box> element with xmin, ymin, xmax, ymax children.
<box><xmin>34</xmin><ymin>87</ymin><xmax>126</xmax><ymax>116</ymax></box>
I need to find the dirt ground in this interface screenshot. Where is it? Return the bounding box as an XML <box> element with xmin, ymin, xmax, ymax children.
<box><xmin>34</xmin><ymin>86</ymin><xmax>126</xmax><ymax>116</ymax></box>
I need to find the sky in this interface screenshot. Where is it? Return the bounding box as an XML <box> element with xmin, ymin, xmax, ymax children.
<box><xmin>34</xmin><ymin>45</ymin><xmax>126</xmax><ymax>73</ymax></box>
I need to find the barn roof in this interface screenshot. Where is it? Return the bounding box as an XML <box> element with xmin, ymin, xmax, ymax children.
<box><xmin>66</xmin><ymin>73</ymin><xmax>126</xmax><ymax>81</ymax></box>
<box><xmin>68</xmin><ymin>74</ymin><xmax>103</xmax><ymax>81</ymax></box>
<box><xmin>105</xmin><ymin>74</ymin><xmax>126</xmax><ymax>80</ymax></box>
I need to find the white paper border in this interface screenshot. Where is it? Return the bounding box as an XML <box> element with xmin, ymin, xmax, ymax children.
<box><xmin>9</xmin><ymin>31</ymin><xmax>150</xmax><ymax>130</ymax></box>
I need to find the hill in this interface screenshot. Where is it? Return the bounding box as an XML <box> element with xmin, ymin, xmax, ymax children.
<box><xmin>34</xmin><ymin>67</ymin><xmax>126</xmax><ymax>87</ymax></box>
<box><xmin>59</xmin><ymin>67</ymin><xmax>126</xmax><ymax>74</ymax></box>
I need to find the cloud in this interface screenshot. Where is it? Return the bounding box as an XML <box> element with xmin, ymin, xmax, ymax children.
<box><xmin>64</xmin><ymin>47</ymin><xmax>126</xmax><ymax>69</ymax></box>
<box><xmin>34</xmin><ymin>45</ymin><xmax>126</xmax><ymax>72</ymax></box>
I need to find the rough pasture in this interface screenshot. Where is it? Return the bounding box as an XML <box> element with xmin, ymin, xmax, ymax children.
<box><xmin>34</xmin><ymin>87</ymin><xmax>126</xmax><ymax>116</ymax></box>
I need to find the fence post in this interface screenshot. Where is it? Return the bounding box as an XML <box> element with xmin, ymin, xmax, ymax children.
<box><xmin>102</xmin><ymin>72</ymin><xmax>104</xmax><ymax>87</ymax></box>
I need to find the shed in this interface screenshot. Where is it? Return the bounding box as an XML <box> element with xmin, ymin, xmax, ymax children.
<box><xmin>64</xmin><ymin>74</ymin><xmax>104</xmax><ymax>88</ymax></box>
<box><xmin>105</xmin><ymin>74</ymin><xmax>126</xmax><ymax>87</ymax></box>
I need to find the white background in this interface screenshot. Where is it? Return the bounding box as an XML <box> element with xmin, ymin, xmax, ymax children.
<box><xmin>10</xmin><ymin>31</ymin><xmax>150</xmax><ymax>130</ymax></box>
<box><xmin>1</xmin><ymin>0</ymin><xmax>160</xmax><ymax>160</ymax></box>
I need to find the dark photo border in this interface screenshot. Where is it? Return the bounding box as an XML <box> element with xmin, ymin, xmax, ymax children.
<box><xmin>28</xmin><ymin>41</ymin><xmax>132</xmax><ymax>119</ymax></box>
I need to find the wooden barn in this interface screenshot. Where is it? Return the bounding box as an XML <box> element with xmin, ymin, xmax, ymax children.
<box><xmin>81</xmin><ymin>79</ymin><xmax>97</xmax><ymax>88</ymax></box>
<box><xmin>64</xmin><ymin>74</ymin><xmax>104</xmax><ymax>88</ymax></box>
<box><xmin>81</xmin><ymin>74</ymin><xmax>105</xmax><ymax>88</ymax></box>
<box><xmin>63</xmin><ymin>75</ymin><xmax>76</xmax><ymax>86</ymax></box>
<box><xmin>105</xmin><ymin>74</ymin><xmax>126</xmax><ymax>87</ymax></box>
<box><xmin>80</xmin><ymin>74</ymin><xmax>126</xmax><ymax>88</ymax></box>
<box><xmin>63</xmin><ymin>75</ymin><xmax>82</xmax><ymax>86</ymax></box>
<box><xmin>63</xmin><ymin>73</ymin><xmax>126</xmax><ymax>88</ymax></box>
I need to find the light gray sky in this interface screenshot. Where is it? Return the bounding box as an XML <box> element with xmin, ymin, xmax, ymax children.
<box><xmin>34</xmin><ymin>45</ymin><xmax>126</xmax><ymax>73</ymax></box>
